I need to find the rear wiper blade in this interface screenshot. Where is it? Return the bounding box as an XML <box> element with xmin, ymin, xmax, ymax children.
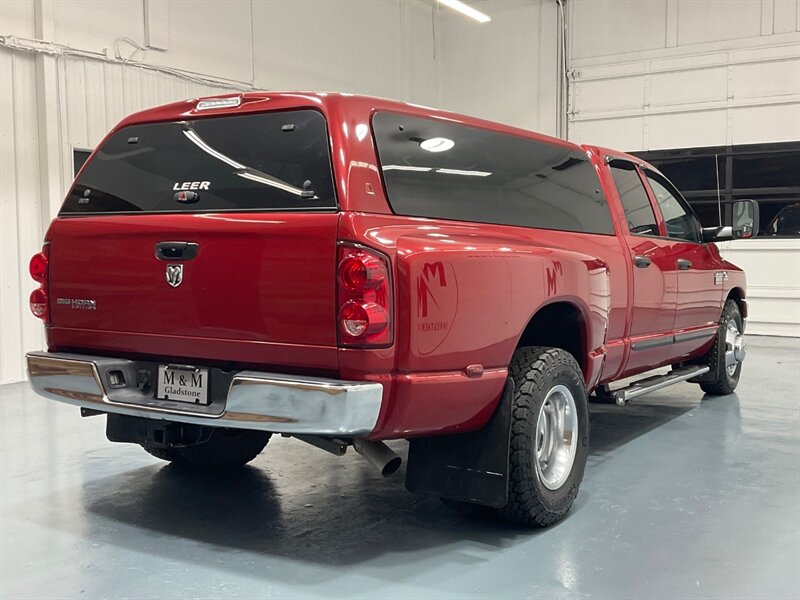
<box><xmin>234</xmin><ymin>168</ymin><xmax>317</xmax><ymax>199</ymax></box>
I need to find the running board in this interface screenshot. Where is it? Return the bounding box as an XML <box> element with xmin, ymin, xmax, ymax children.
<box><xmin>610</xmin><ymin>365</ymin><xmax>710</xmax><ymax>406</ymax></box>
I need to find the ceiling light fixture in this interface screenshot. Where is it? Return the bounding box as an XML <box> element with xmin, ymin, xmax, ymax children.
<box><xmin>383</xmin><ymin>165</ymin><xmax>433</xmax><ymax>172</ymax></box>
<box><xmin>436</xmin><ymin>168</ymin><xmax>492</xmax><ymax>177</ymax></box>
<box><xmin>419</xmin><ymin>137</ymin><xmax>455</xmax><ymax>152</ymax></box>
<box><xmin>437</xmin><ymin>0</ymin><xmax>491</xmax><ymax>23</ymax></box>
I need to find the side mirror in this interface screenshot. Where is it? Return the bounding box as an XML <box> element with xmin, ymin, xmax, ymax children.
<box><xmin>731</xmin><ymin>199</ymin><xmax>759</xmax><ymax>239</ymax></box>
<box><xmin>702</xmin><ymin>199</ymin><xmax>760</xmax><ymax>242</ymax></box>
<box><xmin>702</xmin><ymin>225</ymin><xmax>733</xmax><ymax>242</ymax></box>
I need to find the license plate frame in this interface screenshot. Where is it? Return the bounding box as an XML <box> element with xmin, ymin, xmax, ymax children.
<box><xmin>156</xmin><ymin>364</ymin><xmax>210</xmax><ymax>405</ymax></box>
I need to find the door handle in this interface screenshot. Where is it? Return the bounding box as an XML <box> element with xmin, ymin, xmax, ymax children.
<box><xmin>155</xmin><ymin>241</ymin><xmax>199</xmax><ymax>261</ymax></box>
<box><xmin>634</xmin><ymin>255</ymin><xmax>651</xmax><ymax>268</ymax></box>
<box><xmin>677</xmin><ymin>258</ymin><xmax>692</xmax><ymax>270</ymax></box>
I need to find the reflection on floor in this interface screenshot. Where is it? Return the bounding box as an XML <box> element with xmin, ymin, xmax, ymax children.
<box><xmin>1</xmin><ymin>337</ymin><xmax>798</xmax><ymax>599</ymax></box>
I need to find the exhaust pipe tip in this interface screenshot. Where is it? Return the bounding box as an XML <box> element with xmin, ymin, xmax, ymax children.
<box><xmin>380</xmin><ymin>454</ymin><xmax>402</xmax><ymax>477</ymax></box>
<box><xmin>353</xmin><ymin>439</ymin><xmax>402</xmax><ymax>477</ymax></box>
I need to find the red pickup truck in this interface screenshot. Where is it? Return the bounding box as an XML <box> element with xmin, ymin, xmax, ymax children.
<box><xmin>26</xmin><ymin>92</ymin><xmax>757</xmax><ymax>527</ymax></box>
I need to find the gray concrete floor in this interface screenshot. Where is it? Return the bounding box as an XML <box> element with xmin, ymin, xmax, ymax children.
<box><xmin>1</xmin><ymin>337</ymin><xmax>799</xmax><ymax>600</ymax></box>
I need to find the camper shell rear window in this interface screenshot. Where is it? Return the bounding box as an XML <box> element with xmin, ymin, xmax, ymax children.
<box><xmin>61</xmin><ymin>109</ymin><xmax>337</xmax><ymax>214</ymax></box>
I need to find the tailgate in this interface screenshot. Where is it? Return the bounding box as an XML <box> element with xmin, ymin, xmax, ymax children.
<box><xmin>48</xmin><ymin>213</ymin><xmax>338</xmax><ymax>347</ymax></box>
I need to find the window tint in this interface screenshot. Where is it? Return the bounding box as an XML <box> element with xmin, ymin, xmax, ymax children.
<box><xmin>644</xmin><ymin>171</ymin><xmax>701</xmax><ymax>243</ymax></box>
<box><xmin>62</xmin><ymin>110</ymin><xmax>336</xmax><ymax>214</ymax></box>
<box><xmin>609</xmin><ymin>161</ymin><xmax>658</xmax><ymax>236</ymax></box>
<box><xmin>372</xmin><ymin>112</ymin><xmax>614</xmax><ymax>235</ymax></box>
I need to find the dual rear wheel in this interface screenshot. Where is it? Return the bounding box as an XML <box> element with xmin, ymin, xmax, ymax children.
<box><xmin>489</xmin><ymin>300</ymin><xmax>745</xmax><ymax>526</ymax></box>
<box><xmin>444</xmin><ymin>346</ymin><xmax>590</xmax><ymax>527</ymax></box>
<box><xmin>501</xmin><ymin>346</ymin><xmax>590</xmax><ymax>526</ymax></box>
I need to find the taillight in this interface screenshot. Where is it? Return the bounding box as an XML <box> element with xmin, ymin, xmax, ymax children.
<box><xmin>337</xmin><ymin>245</ymin><xmax>393</xmax><ymax>347</ymax></box>
<box><xmin>29</xmin><ymin>252</ymin><xmax>48</xmax><ymax>283</ymax></box>
<box><xmin>30</xmin><ymin>288</ymin><xmax>48</xmax><ymax>319</ymax></box>
<box><xmin>29</xmin><ymin>247</ymin><xmax>49</xmax><ymax>321</ymax></box>
<box><xmin>339</xmin><ymin>253</ymin><xmax>387</xmax><ymax>293</ymax></box>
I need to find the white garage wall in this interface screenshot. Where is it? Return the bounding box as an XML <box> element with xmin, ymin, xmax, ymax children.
<box><xmin>437</xmin><ymin>0</ymin><xmax>561</xmax><ymax>135</ymax></box>
<box><xmin>567</xmin><ymin>0</ymin><xmax>800</xmax><ymax>150</ymax></box>
<box><xmin>0</xmin><ymin>0</ymin><xmax>559</xmax><ymax>383</ymax></box>
<box><xmin>567</xmin><ymin>0</ymin><xmax>800</xmax><ymax>338</ymax></box>
<box><xmin>0</xmin><ymin>51</ymin><xmax>43</xmax><ymax>389</ymax></box>
<box><xmin>0</xmin><ymin>51</ymin><xmax>234</xmax><ymax>384</ymax></box>
<box><xmin>718</xmin><ymin>239</ymin><xmax>800</xmax><ymax>337</ymax></box>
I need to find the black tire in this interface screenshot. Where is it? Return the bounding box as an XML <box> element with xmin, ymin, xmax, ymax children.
<box><xmin>499</xmin><ymin>347</ymin><xmax>589</xmax><ymax>527</ymax></box>
<box><xmin>697</xmin><ymin>299</ymin><xmax>744</xmax><ymax>396</ymax></box>
<box><xmin>141</xmin><ymin>429</ymin><xmax>271</xmax><ymax>469</ymax></box>
<box><xmin>439</xmin><ymin>497</ymin><xmax>495</xmax><ymax>517</ymax></box>
<box><xmin>141</xmin><ymin>444</ymin><xmax>187</xmax><ymax>464</ymax></box>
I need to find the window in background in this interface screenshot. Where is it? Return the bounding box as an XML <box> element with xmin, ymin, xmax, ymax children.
<box><xmin>633</xmin><ymin>141</ymin><xmax>800</xmax><ymax>237</ymax></box>
<box><xmin>73</xmin><ymin>148</ymin><xmax>92</xmax><ymax>176</ymax></box>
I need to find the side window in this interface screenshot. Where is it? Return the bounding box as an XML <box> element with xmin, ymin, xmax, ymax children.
<box><xmin>609</xmin><ymin>161</ymin><xmax>659</xmax><ymax>236</ymax></box>
<box><xmin>371</xmin><ymin>112</ymin><xmax>615</xmax><ymax>235</ymax></box>
<box><xmin>644</xmin><ymin>171</ymin><xmax>701</xmax><ymax>243</ymax></box>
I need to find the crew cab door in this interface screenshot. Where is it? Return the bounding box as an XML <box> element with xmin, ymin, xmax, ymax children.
<box><xmin>607</xmin><ymin>160</ymin><xmax>677</xmax><ymax>372</ymax></box>
<box><xmin>641</xmin><ymin>170</ymin><xmax>722</xmax><ymax>362</ymax></box>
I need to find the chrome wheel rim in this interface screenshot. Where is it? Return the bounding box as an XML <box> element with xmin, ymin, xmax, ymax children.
<box><xmin>724</xmin><ymin>320</ymin><xmax>744</xmax><ymax>376</ymax></box>
<box><xmin>534</xmin><ymin>384</ymin><xmax>578</xmax><ymax>491</ymax></box>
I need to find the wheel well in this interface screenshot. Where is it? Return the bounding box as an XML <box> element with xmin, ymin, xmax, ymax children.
<box><xmin>517</xmin><ymin>302</ymin><xmax>585</xmax><ymax>373</ymax></box>
<box><xmin>727</xmin><ymin>287</ymin><xmax>746</xmax><ymax>318</ymax></box>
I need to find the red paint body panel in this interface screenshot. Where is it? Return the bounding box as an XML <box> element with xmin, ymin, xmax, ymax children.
<box><xmin>48</xmin><ymin>327</ymin><xmax>340</xmax><ymax>374</ymax></box>
<box><xmin>40</xmin><ymin>92</ymin><xmax>746</xmax><ymax>440</ymax></box>
<box><xmin>337</xmin><ymin>212</ymin><xmax>618</xmax><ymax>382</ymax></box>
<box><xmin>47</xmin><ymin>212</ymin><xmax>339</xmax><ymax>356</ymax></box>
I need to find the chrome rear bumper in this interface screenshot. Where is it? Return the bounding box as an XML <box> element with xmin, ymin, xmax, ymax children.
<box><xmin>26</xmin><ymin>351</ymin><xmax>383</xmax><ymax>436</ymax></box>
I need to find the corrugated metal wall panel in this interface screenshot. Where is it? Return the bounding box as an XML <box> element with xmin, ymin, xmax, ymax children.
<box><xmin>0</xmin><ymin>49</ymin><xmax>238</xmax><ymax>384</ymax></box>
<box><xmin>0</xmin><ymin>49</ymin><xmax>45</xmax><ymax>384</ymax></box>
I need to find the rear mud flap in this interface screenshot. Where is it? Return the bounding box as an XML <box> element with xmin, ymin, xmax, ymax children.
<box><xmin>405</xmin><ymin>378</ymin><xmax>513</xmax><ymax>508</ymax></box>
